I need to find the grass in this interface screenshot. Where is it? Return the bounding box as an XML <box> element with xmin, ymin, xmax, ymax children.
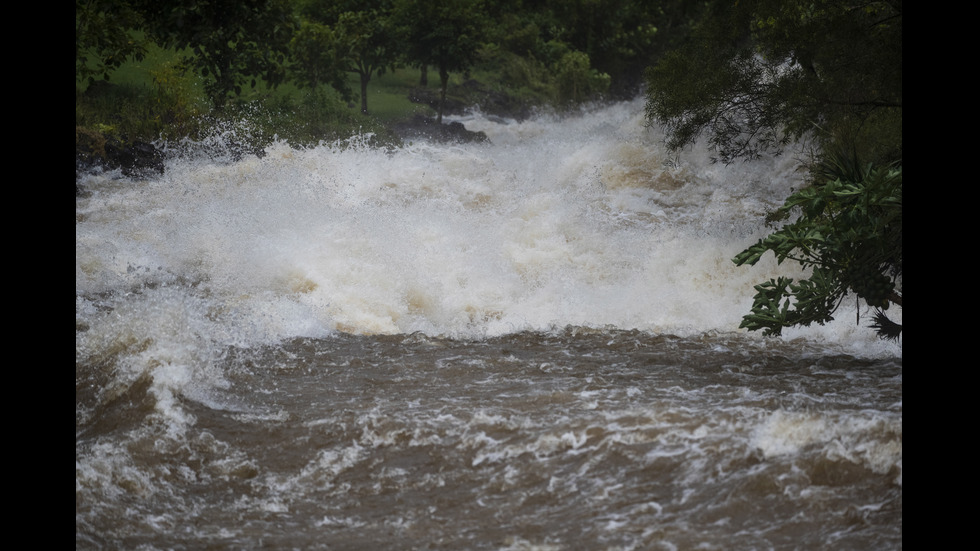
<box><xmin>76</xmin><ymin>40</ymin><xmax>588</xmax><ymax>159</ymax></box>
<box><xmin>360</xmin><ymin>69</ymin><xmax>434</xmax><ymax>122</ymax></box>
<box><xmin>76</xmin><ymin>44</ymin><xmax>444</xmax><ymax>151</ymax></box>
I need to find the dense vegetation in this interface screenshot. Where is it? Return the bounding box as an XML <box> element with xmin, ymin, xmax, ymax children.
<box><xmin>76</xmin><ymin>0</ymin><xmax>902</xmax><ymax>340</ymax></box>
<box><xmin>644</xmin><ymin>0</ymin><xmax>901</xmax><ymax>339</ymax></box>
<box><xmin>76</xmin><ymin>0</ymin><xmax>687</xmax><ymax>147</ymax></box>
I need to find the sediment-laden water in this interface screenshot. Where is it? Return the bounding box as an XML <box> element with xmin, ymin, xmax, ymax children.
<box><xmin>76</xmin><ymin>100</ymin><xmax>901</xmax><ymax>550</ymax></box>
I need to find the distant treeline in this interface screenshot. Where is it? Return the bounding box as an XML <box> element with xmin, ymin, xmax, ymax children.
<box><xmin>76</xmin><ymin>0</ymin><xmax>701</xmax><ymax>116</ymax></box>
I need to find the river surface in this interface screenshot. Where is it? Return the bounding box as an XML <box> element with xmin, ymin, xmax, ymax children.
<box><xmin>76</xmin><ymin>100</ymin><xmax>902</xmax><ymax>550</ymax></box>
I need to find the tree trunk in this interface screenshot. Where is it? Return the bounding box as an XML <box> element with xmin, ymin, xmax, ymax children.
<box><xmin>360</xmin><ymin>71</ymin><xmax>370</xmax><ymax>114</ymax></box>
<box><xmin>438</xmin><ymin>66</ymin><xmax>449</xmax><ymax>125</ymax></box>
<box><xmin>419</xmin><ymin>65</ymin><xmax>427</xmax><ymax>86</ymax></box>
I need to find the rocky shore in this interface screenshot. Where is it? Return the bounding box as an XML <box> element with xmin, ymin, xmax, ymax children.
<box><xmin>76</xmin><ymin>116</ymin><xmax>488</xmax><ymax>193</ymax></box>
<box><xmin>76</xmin><ymin>126</ymin><xmax>165</xmax><ymax>179</ymax></box>
<box><xmin>76</xmin><ymin>80</ymin><xmax>532</xmax><ymax>194</ymax></box>
<box><xmin>389</xmin><ymin>114</ymin><xmax>489</xmax><ymax>144</ymax></box>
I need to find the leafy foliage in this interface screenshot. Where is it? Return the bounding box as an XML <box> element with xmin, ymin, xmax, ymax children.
<box><xmin>543</xmin><ymin>0</ymin><xmax>662</xmax><ymax>97</ymax></box>
<box><xmin>335</xmin><ymin>7</ymin><xmax>400</xmax><ymax>114</ymax></box>
<box><xmin>732</xmin><ymin>151</ymin><xmax>902</xmax><ymax>338</ymax></box>
<box><xmin>116</xmin><ymin>0</ymin><xmax>297</xmax><ymax>108</ymax></box>
<box><xmin>643</xmin><ymin>0</ymin><xmax>902</xmax><ymax>340</ymax></box>
<box><xmin>76</xmin><ymin>0</ymin><xmax>148</xmax><ymax>85</ymax></box>
<box><xmin>554</xmin><ymin>51</ymin><xmax>611</xmax><ymax>107</ymax></box>
<box><xmin>393</xmin><ymin>0</ymin><xmax>490</xmax><ymax>122</ymax></box>
<box><xmin>289</xmin><ymin>19</ymin><xmax>351</xmax><ymax>100</ymax></box>
<box><xmin>472</xmin><ymin>15</ymin><xmax>611</xmax><ymax>110</ymax></box>
<box><xmin>78</xmin><ymin>0</ymin><xmax>678</xmax><ymax>116</ymax></box>
<box><xmin>644</xmin><ymin>0</ymin><xmax>902</xmax><ymax>165</ymax></box>
<box><xmin>294</xmin><ymin>0</ymin><xmax>400</xmax><ymax>114</ymax></box>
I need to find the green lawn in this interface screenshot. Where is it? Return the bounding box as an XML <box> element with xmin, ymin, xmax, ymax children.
<box><xmin>360</xmin><ymin>69</ymin><xmax>434</xmax><ymax>121</ymax></box>
<box><xmin>77</xmin><ymin>43</ymin><xmax>442</xmax><ymax>147</ymax></box>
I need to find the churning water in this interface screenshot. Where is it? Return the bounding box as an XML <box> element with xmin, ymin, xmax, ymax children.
<box><xmin>76</xmin><ymin>99</ymin><xmax>901</xmax><ymax>550</ymax></box>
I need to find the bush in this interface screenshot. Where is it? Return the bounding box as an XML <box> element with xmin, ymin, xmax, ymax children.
<box><xmin>733</xmin><ymin>150</ymin><xmax>902</xmax><ymax>340</ymax></box>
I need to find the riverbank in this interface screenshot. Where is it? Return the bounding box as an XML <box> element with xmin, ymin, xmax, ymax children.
<box><xmin>76</xmin><ymin>69</ymin><xmax>547</xmax><ymax>193</ymax></box>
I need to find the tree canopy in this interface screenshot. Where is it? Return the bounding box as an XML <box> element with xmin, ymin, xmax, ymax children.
<box><xmin>76</xmin><ymin>0</ymin><xmax>149</xmax><ymax>85</ymax></box>
<box><xmin>78</xmin><ymin>0</ymin><xmax>685</xmax><ymax>112</ymax></box>
<box><xmin>135</xmin><ymin>0</ymin><xmax>297</xmax><ymax>107</ymax></box>
<box><xmin>732</xmin><ymin>150</ymin><xmax>902</xmax><ymax>339</ymax></box>
<box><xmin>645</xmin><ymin>0</ymin><xmax>902</xmax><ymax>165</ymax></box>
<box><xmin>77</xmin><ymin>0</ymin><xmax>297</xmax><ymax>108</ymax></box>
<box><xmin>288</xmin><ymin>18</ymin><xmax>352</xmax><ymax>99</ymax></box>
<box><xmin>393</xmin><ymin>0</ymin><xmax>490</xmax><ymax>123</ymax></box>
<box><xmin>293</xmin><ymin>0</ymin><xmax>400</xmax><ymax>114</ymax></box>
<box><xmin>643</xmin><ymin>0</ymin><xmax>902</xmax><ymax>339</ymax></box>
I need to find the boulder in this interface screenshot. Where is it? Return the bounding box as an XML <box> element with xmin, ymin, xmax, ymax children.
<box><xmin>390</xmin><ymin>114</ymin><xmax>489</xmax><ymax>144</ymax></box>
<box><xmin>76</xmin><ymin>126</ymin><xmax>164</xmax><ymax>181</ymax></box>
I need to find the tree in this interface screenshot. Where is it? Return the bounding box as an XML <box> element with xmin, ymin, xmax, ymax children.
<box><xmin>394</xmin><ymin>0</ymin><xmax>489</xmax><ymax>123</ymax></box>
<box><xmin>553</xmin><ymin>50</ymin><xmax>610</xmax><ymax>107</ymax></box>
<box><xmin>297</xmin><ymin>0</ymin><xmax>399</xmax><ymax>115</ymax></box>
<box><xmin>543</xmin><ymin>0</ymin><xmax>662</xmax><ymax>98</ymax></box>
<box><xmin>76</xmin><ymin>0</ymin><xmax>148</xmax><ymax>85</ymax></box>
<box><xmin>289</xmin><ymin>19</ymin><xmax>352</xmax><ymax>101</ymax></box>
<box><xmin>644</xmin><ymin>0</ymin><xmax>902</xmax><ymax>339</ymax></box>
<box><xmin>732</xmin><ymin>150</ymin><xmax>902</xmax><ymax>339</ymax></box>
<box><xmin>475</xmin><ymin>0</ymin><xmax>676</xmax><ymax>100</ymax></box>
<box><xmin>644</xmin><ymin>0</ymin><xmax>902</xmax><ymax>165</ymax></box>
<box><xmin>133</xmin><ymin>0</ymin><xmax>297</xmax><ymax>108</ymax></box>
<box><xmin>335</xmin><ymin>8</ymin><xmax>399</xmax><ymax>114</ymax></box>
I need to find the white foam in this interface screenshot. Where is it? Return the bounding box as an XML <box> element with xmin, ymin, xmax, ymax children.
<box><xmin>76</xmin><ymin>99</ymin><xmax>901</xmax><ymax>359</ymax></box>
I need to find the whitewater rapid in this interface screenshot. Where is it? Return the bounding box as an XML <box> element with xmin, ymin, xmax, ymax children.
<box><xmin>77</xmin><ymin>100</ymin><xmax>901</xmax><ymax>551</ymax></box>
<box><xmin>76</xmin><ymin>99</ymin><xmax>899</xmax><ymax>358</ymax></box>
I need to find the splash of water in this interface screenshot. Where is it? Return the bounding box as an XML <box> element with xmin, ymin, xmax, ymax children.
<box><xmin>76</xmin><ymin>99</ymin><xmax>899</xmax><ymax>388</ymax></box>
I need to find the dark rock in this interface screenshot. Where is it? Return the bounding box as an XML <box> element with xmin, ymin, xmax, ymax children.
<box><xmin>390</xmin><ymin>114</ymin><xmax>489</xmax><ymax>144</ymax></box>
<box><xmin>105</xmin><ymin>140</ymin><xmax>165</xmax><ymax>177</ymax></box>
<box><xmin>76</xmin><ymin>126</ymin><xmax>165</xmax><ymax>180</ymax></box>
